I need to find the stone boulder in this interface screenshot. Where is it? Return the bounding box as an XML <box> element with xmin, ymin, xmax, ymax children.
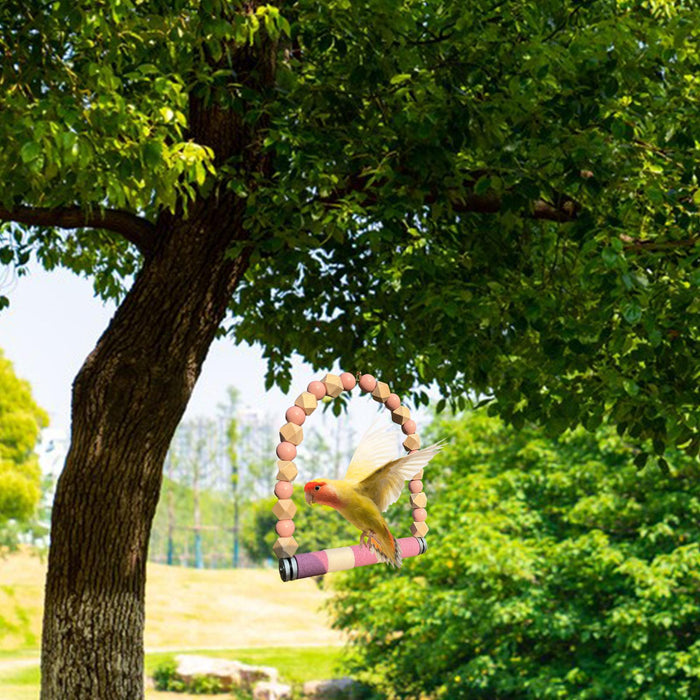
<box><xmin>238</xmin><ymin>661</ymin><xmax>280</xmax><ymax>688</ymax></box>
<box><xmin>303</xmin><ymin>677</ymin><xmax>363</xmax><ymax>699</ymax></box>
<box><xmin>173</xmin><ymin>654</ymin><xmax>278</xmax><ymax>691</ymax></box>
<box><xmin>253</xmin><ymin>680</ymin><xmax>293</xmax><ymax>700</ymax></box>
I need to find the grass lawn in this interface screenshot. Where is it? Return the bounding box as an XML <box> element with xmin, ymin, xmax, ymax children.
<box><xmin>1</xmin><ymin>550</ymin><xmax>347</xmax><ymax>698</ymax></box>
<box><xmin>0</xmin><ymin>646</ymin><xmax>345</xmax><ymax>699</ymax></box>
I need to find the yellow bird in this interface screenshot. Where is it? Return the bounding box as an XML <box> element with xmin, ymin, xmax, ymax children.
<box><xmin>304</xmin><ymin>420</ymin><xmax>443</xmax><ymax>567</ymax></box>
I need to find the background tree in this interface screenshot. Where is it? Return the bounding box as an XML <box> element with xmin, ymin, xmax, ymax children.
<box><xmin>151</xmin><ymin>415</ymin><xmax>234</xmax><ymax>567</ymax></box>
<box><xmin>1</xmin><ymin>1</ymin><xmax>699</xmax><ymax>697</ymax></box>
<box><xmin>0</xmin><ymin>350</ymin><xmax>48</xmax><ymax>551</ymax></box>
<box><xmin>331</xmin><ymin>412</ymin><xmax>700</xmax><ymax>700</ymax></box>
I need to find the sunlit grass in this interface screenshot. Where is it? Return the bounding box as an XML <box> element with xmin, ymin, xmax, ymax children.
<box><xmin>0</xmin><ymin>646</ymin><xmax>346</xmax><ymax>699</ymax></box>
<box><xmin>1</xmin><ymin>549</ymin><xmax>348</xmax><ymax>698</ymax></box>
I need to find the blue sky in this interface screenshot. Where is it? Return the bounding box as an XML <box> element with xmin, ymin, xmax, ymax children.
<box><xmin>1</xmin><ymin>263</ymin><xmax>414</xmax><ymax>469</ymax></box>
<box><xmin>1</xmin><ymin>262</ymin><xmax>315</xmax><ymax>434</ymax></box>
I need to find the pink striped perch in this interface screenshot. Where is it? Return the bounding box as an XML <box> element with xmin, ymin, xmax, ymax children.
<box><xmin>278</xmin><ymin>536</ymin><xmax>427</xmax><ymax>582</ymax></box>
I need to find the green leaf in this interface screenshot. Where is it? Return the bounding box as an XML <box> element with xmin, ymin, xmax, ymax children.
<box><xmin>143</xmin><ymin>141</ymin><xmax>163</xmax><ymax>168</ymax></box>
<box><xmin>20</xmin><ymin>142</ymin><xmax>41</xmax><ymax>163</ymax></box>
<box><xmin>623</xmin><ymin>303</ymin><xmax>642</xmax><ymax>324</ymax></box>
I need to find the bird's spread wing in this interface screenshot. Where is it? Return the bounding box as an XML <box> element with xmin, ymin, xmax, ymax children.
<box><xmin>358</xmin><ymin>441</ymin><xmax>445</xmax><ymax>512</ymax></box>
<box><xmin>344</xmin><ymin>418</ymin><xmax>399</xmax><ymax>482</ymax></box>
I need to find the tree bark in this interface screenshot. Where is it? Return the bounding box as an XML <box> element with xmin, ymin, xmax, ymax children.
<box><xmin>40</xmin><ymin>11</ymin><xmax>278</xmax><ymax>695</ymax></box>
<box><xmin>40</xmin><ymin>198</ymin><xmax>250</xmax><ymax>699</ymax></box>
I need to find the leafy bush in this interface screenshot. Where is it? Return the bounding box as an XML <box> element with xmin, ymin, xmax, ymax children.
<box><xmin>188</xmin><ymin>674</ymin><xmax>223</xmax><ymax>694</ymax></box>
<box><xmin>152</xmin><ymin>659</ymin><xmax>185</xmax><ymax>692</ymax></box>
<box><xmin>243</xmin><ymin>492</ymin><xmax>358</xmax><ymax>564</ymax></box>
<box><xmin>331</xmin><ymin>412</ymin><xmax>700</xmax><ymax>699</ymax></box>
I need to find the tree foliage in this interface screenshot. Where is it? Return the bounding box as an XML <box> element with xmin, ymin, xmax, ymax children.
<box><xmin>331</xmin><ymin>411</ymin><xmax>700</xmax><ymax>699</ymax></box>
<box><xmin>3</xmin><ymin>2</ymin><xmax>700</xmax><ymax>695</ymax></box>
<box><xmin>1</xmin><ymin>1</ymin><xmax>699</xmax><ymax>456</ymax></box>
<box><xmin>0</xmin><ymin>350</ymin><xmax>48</xmax><ymax>548</ymax></box>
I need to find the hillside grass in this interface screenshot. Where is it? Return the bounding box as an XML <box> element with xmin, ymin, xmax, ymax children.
<box><xmin>0</xmin><ymin>550</ymin><xmax>346</xmax><ymax>698</ymax></box>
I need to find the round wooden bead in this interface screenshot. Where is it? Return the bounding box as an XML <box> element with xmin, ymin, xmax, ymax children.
<box><xmin>413</xmin><ymin>508</ymin><xmax>428</xmax><ymax>522</ymax></box>
<box><xmin>285</xmin><ymin>405</ymin><xmax>306</xmax><ymax>425</ymax></box>
<box><xmin>402</xmin><ymin>419</ymin><xmax>417</xmax><ymax>435</ymax></box>
<box><xmin>359</xmin><ymin>373</ymin><xmax>377</xmax><ymax>392</ymax></box>
<box><xmin>385</xmin><ymin>393</ymin><xmax>401</xmax><ymax>410</ymax></box>
<box><xmin>340</xmin><ymin>372</ymin><xmax>356</xmax><ymax>391</ymax></box>
<box><xmin>276</xmin><ymin>441</ymin><xmax>297</xmax><ymax>461</ymax></box>
<box><xmin>409</xmin><ymin>480</ymin><xmax>423</xmax><ymax>493</ymax></box>
<box><xmin>275</xmin><ymin>519</ymin><xmax>295</xmax><ymax>537</ymax></box>
<box><xmin>274</xmin><ymin>480</ymin><xmax>293</xmax><ymax>499</ymax></box>
<box><xmin>307</xmin><ymin>380</ymin><xmax>327</xmax><ymax>400</ymax></box>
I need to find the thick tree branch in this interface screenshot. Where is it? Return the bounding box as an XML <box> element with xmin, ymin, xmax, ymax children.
<box><xmin>0</xmin><ymin>205</ymin><xmax>156</xmax><ymax>255</ymax></box>
<box><xmin>620</xmin><ymin>234</ymin><xmax>699</xmax><ymax>252</ymax></box>
<box><xmin>319</xmin><ymin>172</ymin><xmax>580</xmax><ymax>222</ymax></box>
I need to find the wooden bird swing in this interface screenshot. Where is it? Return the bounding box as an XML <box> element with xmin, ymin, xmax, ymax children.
<box><xmin>272</xmin><ymin>371</ymin><xmax>429</xmax><ymax>582</ymax></box>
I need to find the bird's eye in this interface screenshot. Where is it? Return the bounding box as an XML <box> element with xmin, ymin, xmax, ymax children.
<box><xmin>314</xmin><ymin>485</ymin><xmax>321</xmax><ymax>491</ymax></box>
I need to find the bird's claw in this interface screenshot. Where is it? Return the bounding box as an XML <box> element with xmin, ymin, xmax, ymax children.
<box><xmin>359</xmin><ymin>531</ymin><xmax>375</xmax><ymax>550</ymax></box>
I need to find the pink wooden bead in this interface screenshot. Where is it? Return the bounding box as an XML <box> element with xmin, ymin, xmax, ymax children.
<box><xmin>413</xmin><ymin>508</ymin><xmax>428</xmax><ymax>522</ymax></box>
<box><xmin>359</xmin><ymin>374</ymin><xmax>377</xmax><ymax>392</ymax></box>
<box><xmin>409</xmin><ymin>480</ymin><xmax>423</xmax><ymax>493</ymax></box>
<box><xmin>276</xmin><ymin>519</ymin><xmax>295</xmax><ymax>537</ymax></box>
<box><xmin>385</xmin><ymin>393</ymin><xmax>401</xmax><ymax>410</ymax></box>
<box><xmin>285</xmin><ymin>405</ymin><xmax>306</xmax><ymax>425</ymax></box>
<box><xmin>276</xmin><ymin>441</ymin><xmax>297</xmax><ymax>461</ymax></box>
<box><xmin>274</xmin><ymin>480</ymin><xmax>293</xmax><ymax>499</ymax></box>
<box><xmin>340</xmin><ymin>372</ymin><xmax>356</xmax><ymax>391</ymax></box>
<box><xmin>402</xmin><ymin>419</ymin><xmax>417</xmax><ymax>435</ymax></box>
<box><xmin>307</xmin><ymin>380</ymin><xmax>327</xmax><ymax>400</ymax></box>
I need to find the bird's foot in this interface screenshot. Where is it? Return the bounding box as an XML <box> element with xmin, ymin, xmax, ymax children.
<box><xmin>359</xmin><ymin>531</ymin><xmax>375</xmax><ymax>549</ymax></box>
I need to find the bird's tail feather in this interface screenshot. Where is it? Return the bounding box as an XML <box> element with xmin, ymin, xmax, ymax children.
<box><xmin>368</xmin><ymin>528</ymin><xmax>402</xmax><ymax>568</ymax></box>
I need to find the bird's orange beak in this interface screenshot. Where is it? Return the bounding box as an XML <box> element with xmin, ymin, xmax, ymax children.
<box><xmin>305</xmin><ymin>490</ymin><xmax>314</xmax><ymax>504</ymax></box>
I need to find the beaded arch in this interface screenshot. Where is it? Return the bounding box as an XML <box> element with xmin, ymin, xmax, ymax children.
<box><xmin>272</xmin><ymin>371</ymin><xmax>429</xmax><ymax>582</ymax></box>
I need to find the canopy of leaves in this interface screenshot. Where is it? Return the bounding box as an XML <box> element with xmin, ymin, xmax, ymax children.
<box><xmin>0</xmin><ymin>350</ymin><xmax>48</xmax><ymax>547</ymax></box>
<box><xmin>2</xmin><ymin>0</ymin><xmax>699</xmax><ymax>454</ymax></box>
<box><xmin>330</xmin><ymin>411</ymin><xmax>700</xmax><ymax>699</ymax></box>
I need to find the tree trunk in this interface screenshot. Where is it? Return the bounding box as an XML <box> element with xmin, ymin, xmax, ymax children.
<box><xmin>40</xmin><ymin>198</ymin><xmax>250</xmax><ymax>699</ymax></box>
<box><xmin>40</xmin><ymin>15</ymin><xmax>277</xmax><ymax>695</ymax></box>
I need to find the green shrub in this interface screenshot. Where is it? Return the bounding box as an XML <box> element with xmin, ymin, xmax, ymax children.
<box><xmin>188</xmin><ymin>674</ymin><xmax>223</xmax><ymax>694</ymax></box>
<box><xmin>331</xmin><ymin>412</ymin><xmax>700</xmax><ymax>699</ymax></box>
<box><xmin>152</xmin><ymin>658</ymin><xmax>185</xmax><ymax>692</ymax></box>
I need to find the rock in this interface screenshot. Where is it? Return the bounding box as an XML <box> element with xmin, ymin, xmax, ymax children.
<box><xmin>253</xmin><ymin>680</ymin><xmax>293</xmax><ymax>700</ymax></box>
<box><xmin>303</xmin><ymin>677</ymin><xmax>362</xmax><ymax>699</ymax></box>
<box><xmin>173</xmin><ymin>655</ymin><xmax>278</xmax><ymax>691</ymax></box>
<box><xmin>174</xmin><ymin>655</ymin><xmax>242</xmax><ymax>690</ymax></box>
<box><xmin>238</xmin><ymin>661</ymin><xmax>279</xmax><ymax>688</ymax></box>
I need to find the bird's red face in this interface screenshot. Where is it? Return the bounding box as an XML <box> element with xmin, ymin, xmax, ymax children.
<box><xmin>304</xmin><ymin>480</ymin><xmax>325</xmax><ymax>505</ymax></box>
<box><xmin>304</xmin><ymin>480</ymin><xmax>340</xmax><ymax>508</ymax></box>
